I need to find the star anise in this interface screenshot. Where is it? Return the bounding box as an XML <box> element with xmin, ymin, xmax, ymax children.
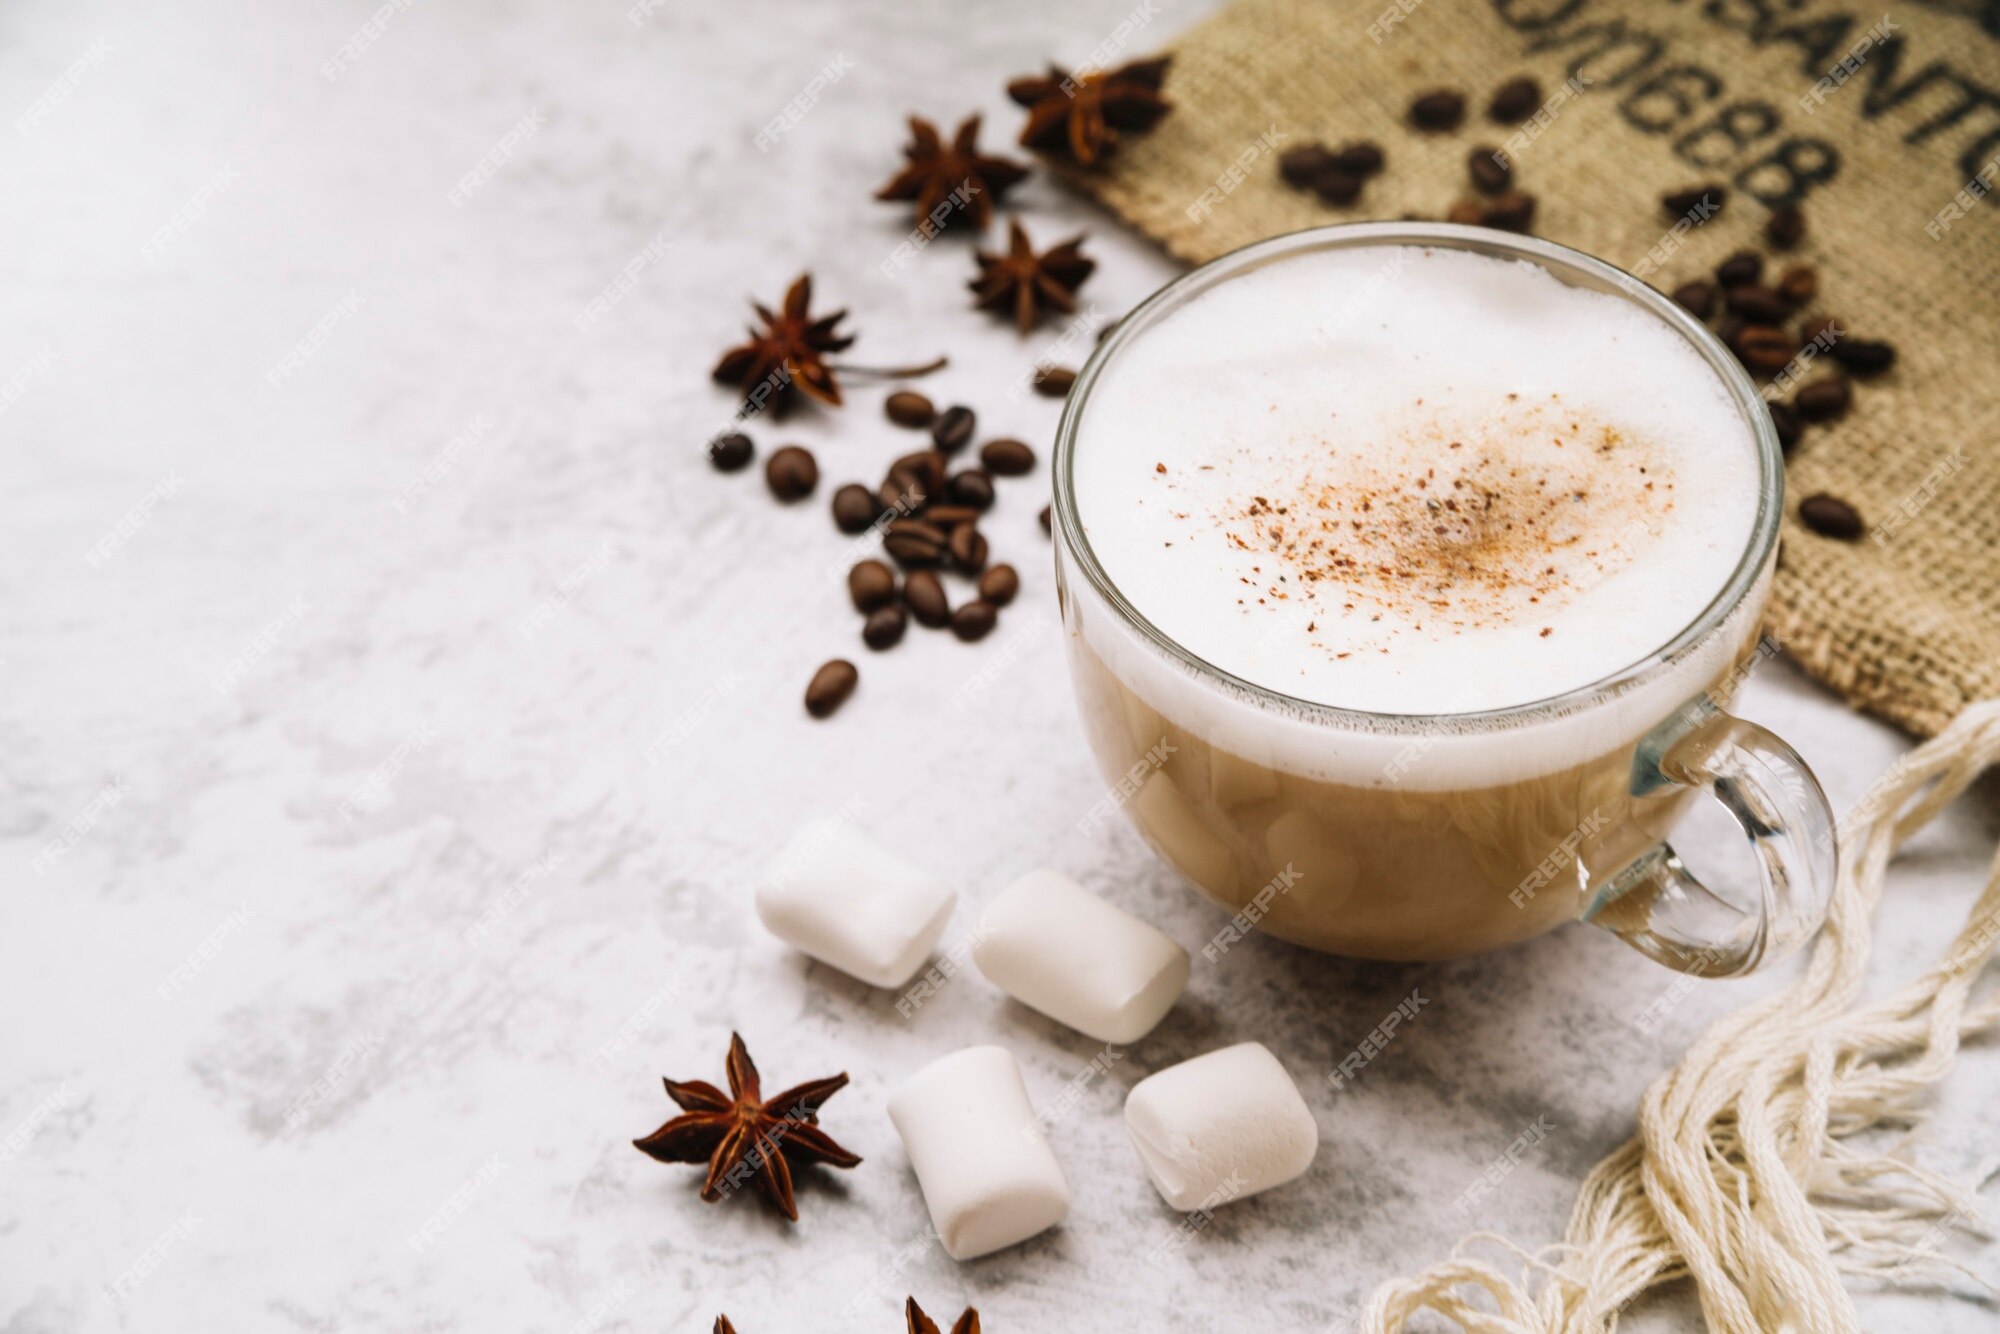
<box><xmin>632</xmin><ymin>1032</ymin><xmax>861</xmax><ymax>1222</ymax></box>
<box><xmin>1007</xmin><ymin>57</ymin><xmax>1172</xmax><ymax>167</ymax></box>
<box><xmin>906</xmin><ymin>1297</ymin><xmax>980</xmax><ymax>1334</ymax></box>
<box><xmin>712</xmin><ymin>275</ymin><xmax>855</xmax><ymax>418</ymax></box>
<box><xmin>969</xmin><ymin>221</ymin><xmax>1095</xmax><ymax>335</ymax></box>
<box><xmin>876</xmin><ymin>115</ymin><xmax>1028</xmax><ymax>233</ymax></box>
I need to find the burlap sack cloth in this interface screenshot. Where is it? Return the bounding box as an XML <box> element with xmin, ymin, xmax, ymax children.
<box><xmin>1060</xmin><ymin>0</ymin><xmax>2000</xmax><ymax>739</ymax></box>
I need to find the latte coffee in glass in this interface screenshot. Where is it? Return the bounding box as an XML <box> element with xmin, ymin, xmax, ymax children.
<box><xmin>1053</xmin><ymin>226</ymin><xmax>1836</xmax><ymax>975</ymax></box>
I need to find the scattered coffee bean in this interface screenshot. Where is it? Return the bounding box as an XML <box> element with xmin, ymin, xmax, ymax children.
<box><xmin>1733</xmin><ymin>324</ymin><xmax>1797</xmax><ymax>376</ymax></box>
<box><xmin>1279</xmin><ymin>144</ymin><xmax>1337</xmax><ymax>188</ymax></box>
<box><xmin>1714</xmin><ymin>313</ymin><xmax>1746</xmax><ymax>348</ymax></box>
<box><xmin>1469</xmin><ymin>148</ymin><xmax>1510</xmax><ymax>195</ymax></box>
<box><xmin>1715</xmin><ymin>251</ymin><xmax>1762</xmax><ymax>288</ymax></box>
<box><xmin>885</xmin><ymin>390</ymin><xmax>936</xmax><ymax>428</ymax></box>
<box><xmin>1830</xmin><ymin>338</ymin><xmax>1896</xmax><ymax>377</ymax></box>
<box><xmin>950</xmin><ymin>600</ymin><xmax>997</xmax><ymax>642</ymax></box>
<box><xmin>1798</xmin><ymin>313</ymin><xmax>1843</xmax><ymax>347</ymax></box>
<box><xmin>1333</xmin><ymin>141</ymin><xmax>1385</xmax><ymax>176</ymax></box>
<box><xmin>708</xmin><ymin>431</ymin><xmax>754</xmax><ymax>472</ymax></box>
<box><xmin>978</xmin><ymin>564</ymin><xmax>1019</xmax><ymax>607</ymax></box>
<box><xmin>1798</xmin><ymin>492</ymin><xmax>1863</xmax><ymax>541</ymax></box>
<box><xmin>1033</xmin><ymin>365</ymin><xmax>1078</xmax><ymax>398</ymax></box>
<box><xmin>1765</xmin><ymin>204</ymin><xmax>1807</xmax><ymax>250</ymax></box>
<box><xmin>980</xmin><ymin>438</ymin><xmax>1037</xmax><ymax>476</ymax></box>
<box><xmin>1483</xmin><ymin>191</ymin><xmax>1536</xmax><ymax>233</ymax></box>
<box><xmin>883</xmin><ymin>518</ymin><xmax>947</xmax><ymax>568</ymax></box>
<box><xmin>948</xmin><ymin>523</ymin><xmax>989</xmax><ymax>575</ymax></box>
<box><xmin>924</xmin><ymin>503</ymin><xmax>982</xmax><ymax>528</ymax></box>
<box><xmin>1038</xmin><ymin>504</ymin><xmax>1052</xmax><ymax>535</ymax></box>
<box><xmin>885</xmin><ymin>450</ymin><xmax>947</xmax><ymax>508</ymax></box>
<box><xmin>1725</xmin><ymin>285</ymin><xmax>1792</xmax><ymax>325</ymax></box>
<box><xmin>1795</xmin><ymin>375</ymin><xmax>1853</xmax><ymax>422</ymax></box>
<box><xmin>1410</xmin><ymin>89</ymin><xmax>1466</xmax><ymax>131</ymax></box>
<box><xmin>1776</xmin><ymin>264</ymin><xmax>1818</xmax><ymax>307</ymax></box>
<box><xmin>1671</xmin><ymin>280</ymin><xmax>1717</xmax><ymax>319</ymax></box>
<box><xmin>903</xmin><ymin>569</ymin><xmax>950</xmax><ymax>627</ymax></box>
<box><xmin>947</xmin><ymin>469</ymin><xmax>995</xmax><ymax>510</ymax></box>
<box><xmin>848</xmin><ymin>559</ymin><xmax>896</xmax><ymax>613</ymax></box>
<box><xmin>862</xmin><ymin>604</ymin><xmax>907</xmax><ymax>651</ymax></box>
<box><xmin>1662</xmin><ymin>183</ymin><xmax>1726</xmax><ymax>218</ymax></box>
<box><xmin>832</xmin><ymin>483</ymin><xmax>883</xmax><ymax>534</ymax></box>
<box><xmin>932</xmin><ymin>405</ymin><xmax>976</xmax><ymax>452</ymax></box>
<box><xmin>1767</xmin><ymin>400</ymin><xmax>1802</xmax><ymax>456</ymax></box>
<box><xmin>804</xmin><ymin>659</ymin><xmax>858</xmax><ymax>718</ymax></box>
<box><xmin>766</xmin><ymin>445</ymin><xmax>818</xmax><ymax>502</ymax></box>
<box><xmin>1310</xmin><ymin>169</ymin><xmax>1362</xmax><ymax>205</ymax></box>
<box><xmin>1446</xmin><ymin>199</ymin><xmax>1485</xmax><ymax>226</ymax></box>
<box><xmin>1487</xmin><ymin>76</ymin><xmax>1541</xmax><ymax>123</ymax></box>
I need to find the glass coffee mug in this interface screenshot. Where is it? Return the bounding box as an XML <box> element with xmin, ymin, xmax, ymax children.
<box><xmin>1051</xmin><ymin>223</ymin><xmax>1837</xmax><ymax>977</ymax></box>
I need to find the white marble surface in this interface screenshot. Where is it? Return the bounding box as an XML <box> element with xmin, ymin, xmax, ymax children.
<box><xmin>5</xmin><ymin>1</ymin><xmax>1997</xmax><ymax>1330</ymax></box>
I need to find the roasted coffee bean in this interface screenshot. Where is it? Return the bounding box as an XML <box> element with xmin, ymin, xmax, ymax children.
<box><xmin>1795</xmin><ymin>375</ymin><xmax>1853</xmax><ymax>422</ymax></box>
<box><xmin>1830</xmin><ymin>338</ymin><xmax>1896</xmax><ymax>376</ymax></box>
<box><xmin>978</xmin><ymin>563</ymin><xmax>1019</xmax><ymax>607</ymax></box>
<box><xmin>948</xmin><ymin>523</ymin><xmax>988</xmax><ymax>575</ymax></box>
<box><xmin>924</xmin><ymin>503</ymin><xmax>982</xmax><ymax>528</ymax></box>
<box><xmin>980</xmin><ymin>438</ymin><xmax>1037</xmax><ymax>476</ymax></box>
<box><xmin>1034</xmin><ymin>365</ymin><xmax>1078</xmax><ymax>398</ymax></box>
<box><xmin>804</xmin><ymin>659</ymin><xmax>858</xmax><ymax>718</ymax></box>
<box><xmin>1733</xmin><ymin>325</ymin><xmax>1797</xmax><ymax>376</ymax></box>
<box><xmin>1715</xmin><ymin>251</ymin><xmax>1762</xmax><ymax>288</ymax></box>
<box><xmin>708</xmin><ymin>431</ymin><xmax>753</xmax><ymax>472</ymax></box>
<box><xmin>950</xmin><ymin>600</ymin><xmax>997</xmax><ymax>642</ymax></box>
<box><xmin>903</xmin><ymin>569</ymin><xmax>950</xmax><ymax>627</ymax></box>
<box><xmin>861</xmin><ymin>604</ymin><xmax>907</xmax><ymax>651</ymax></box>
<box><xmin>1725</xmin><ymin>285</ymin><xmax>1792</xmax><ymax>325</ymax></box>
<box><xmin>1776</xmin><ymin>265</ymin><xmax>1818</xmax><ymax>307</ymax></box>
<box><xmin>1310</xmin><ymin>169</ymin><xmax>1362</xmax><ymax>205</ymax></box>
<box><xmin>1279</xmin><ymin>144</ymin><xmax>1337</xmax><ymax>188</ymax></box>
<box><xmin>1714</xmin><ymin>313</ymin><xmax>1746</xmax><ymax>347</ymax></box>
<box><xmin>1038</xmin><ymin>503</ymin><xmax>1052</xmax><ymax>535</ymax></box>
<box><xmin>1765</xmin><ymin>204</ymin><xmax>1807</xmax><ymax>250</ymax></box>
<box><xmin>883</xmin><ymin>518</ymin><xmax>947</xmax><ymax>568</ymax></box>
<box><xmin>1798</xmin><ymin>312</ymin><xmax>1843</xmax><ymax>346</ymax></box>
<box><xmin>884</xmin><ymin>450</ymin><xmax>946</xmax><ymax>508</ymax></box>
<box><xmin>1663</xmin><ymin>183</ymin><xmax>1726</xmax><ymax>218</ymax></box>
<box><xmin>1333</xmin><ymin>141</ymin><xmax>1385</xmax><ymax>176</ymax></box>
<box><xmin>1446</xmin><ymin>199</ymin><xmax>1486</xmax><ymax>226</ymax></box>
<box><xmin>765</xmin><ymin>445</ymin><xmax>818</xmax><ymax>502</ymax></box>
<box><xmin>848</xmin><ymin>559</ymin><xmax>897</xmax><ymax>613</ymax></box>
<box><xmin>1767</xmin><ymin>400</ymin><xmax>1802</xmax><ymax>456</ymax></box>
<box><xmin>1468</xmin><ymin>148</ymin><xmax>1510</xmax><ymax>195</ymax></box>
<box><xmin>1799</xmin><ymin>492</ymin><xmax>1863</xmax><ymax>541</ymax></box>
<box><xmin>947</xmin><ymin>469</ymin><xmax>995</xmax><ymax>511</ymax></box>
<box><xmin>885</xmin><ymin>390</ymin><xmax>936</xmax><ymax>428</ymax></box>
<box><xmin>1487</xmin><ymin>76</ymin><xmax>1540</xmax><ymax>123</ymax></box>
<box><xmin>1671</xmin><ymin>280</ymin><xmax>1717</xmax><ymax>319</ymax></box>
<box><xmin>832</xmin><ymin>483</ymin><xmax>883</xmax><ymax>534</ymax></box>
<box><xmin>932</xmin><ymin>405</ymin><xmax>976</xmax><ymax>453</ymax></box>
<box><xmin>1410</xmin><ymin>89</ymin><xmax>1466</xmax><ymax>131</ymax></box>
<box><xmin>1483</xmin><ymin>191</ymin><xmax>1536</xmax><ymax>233</ymax></box>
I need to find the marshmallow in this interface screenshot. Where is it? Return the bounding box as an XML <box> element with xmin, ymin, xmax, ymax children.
<box><xmin>754</xmin><ymin>818</ymin><xmax>954</xmax><ymax>989</ymax></box>
<box><xmin>1123</xmin><ymin>1042</ymin><xmax>1318</xmax><ymax>1211</ymax></box>
<box><xmin>887</xmin><ymin>1046</ymin><xmax>1069</xmax><ymax>1260</ymax></box>
<box><xmin>972</xmin><ymin>870</ymin><xmax>1189</xmax><ymax>1043</ymax></box>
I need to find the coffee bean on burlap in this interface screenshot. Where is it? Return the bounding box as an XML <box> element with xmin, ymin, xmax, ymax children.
<box><xmin>1799</xmin><ymin>493</ymin><xmax>1863</xmax><ymax>541</ymax></box>
<box><xmin>1830</xmin><ymin>339</ymin><xmax>1897</xmax><ymax>377</ymax></box>
<box><xmin>1726</xmin><ymin>285</ymin><xmax>1792</xmax><ymax>325</ymax></box>
<box><xmin>1776</xmin><ymin>265</ymin><xmax>1819</xmax><ymax>307</ymax></box>
<box><xmin>1468</xmin><ymin>149</ymin><xmax>1510</xmax><ymax>195</ymax></box>
<box><xmin>1733</xmin><ymin>325</ymin><xmax>1797</xmax><ymax>376</ymax></box>
<box><xmin>1409</xmin><ymin>90</ymin><xmax>1465</xmax><ymax>130</ymax></box>
<box><xmin>1662</xmin><ymin>183</ymin><xmax>1726</xmax><ymax>218</ymax></box>
<box><xmin>1310</xmin><ymin>169</ymin><xmax>1362</xmax><ymax>205</ymax></box>
<box><xmin>1482</xmin><ymin>192</ymin><xmax>1536</xmax><ymax>233</ymax></box>
<box><xmin>1765</xmin><ymin>205</ymin><xmax>1807</xmax><ymax>250</ymax></box>
<box><xmin>1767</xmin><ymin>400</ymin><xmax>1803</xmax><ymax>456</ymax></box>
<box><xmin>1333</xmin><ymin>142</ymin><xmax>1385</xmax><ymax>175</ymax></box>
<box><xmin>1715</xmin><ymin>251</ymin><xmax>1763</xmax><ymax>287</ymax></box>
<box><xmin>1279</xmin><ymin>144</ymin><xmax>1337</xmax><ymax>188</ymax></box>
<box><xmin>1796</xmin><ymin>375</ymin><xmax>1853</xmax><ymax>422</ymax></box>
<box><xmin>1671</xmin><ymin>281</ymin><xmax>1717</xmax><ymax>319</ymax></box>
<box><xmin>1487</xmin><ymin>76</ymin><xmax>1540</xmax><ymax>124</ymax></box>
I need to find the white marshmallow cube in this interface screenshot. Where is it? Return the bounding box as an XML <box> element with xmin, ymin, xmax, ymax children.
<box><xmin>887</xmin><ymin>1046</ymin><xmax>1070</xmax><ymax>1260</ymax></box>
<box><xmin>754</xmin><ymin>818</ymin><xmax>954</xmax><ymax>989</ymax></box>
<box><xmin>972</xmin><ymin>870</ymin><xmax>1189</xmax><ymax>1043</ymax></box>
<box><xmin>1123</xmin><ymin>1042</ymin><xmax>1318</xmax><ymax>1211</ymax></box>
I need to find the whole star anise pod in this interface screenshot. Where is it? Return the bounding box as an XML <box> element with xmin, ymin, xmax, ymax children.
<box><xmin>712</xmin><ymin>275</ymin><xmax>855</xmax><ymax>418</ymax></box>
<box><xmin>876</xmin><ymin>115</ymin><xmax>1028</xmax><ymax>233</ymax></box>
<box><xmin>970</xmin><ymin>221</ymin><xmax>1095</xmax><ymax>335</ymax></box>
<box><xmin>1007</xmin><ymin>57</ymin><xmax>1172</xmax><ymax>167</ymax></box>
<box><xmin>632</xmin><ymin>1032</ymin><xmax>861</xmax><ymax>1222</ymax></box>
<box><xmin>906</xmin><ymin>1297</ymin><xmax>979</xmax><ymax>1334</ymax></box>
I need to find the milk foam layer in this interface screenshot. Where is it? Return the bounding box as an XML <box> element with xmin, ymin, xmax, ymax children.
<box><xmin>1074</xmin><ymin>245</ymin><xmax>1761</xmax><ymax>717</ymax></box>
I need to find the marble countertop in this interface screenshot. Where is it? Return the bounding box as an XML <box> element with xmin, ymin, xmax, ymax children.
<box><xmin>5</xmin><ymin>1</ymin><xmax>1996</xmax><ymax>1330</ymax></box>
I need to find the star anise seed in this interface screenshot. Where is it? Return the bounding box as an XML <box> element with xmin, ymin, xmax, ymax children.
<box><xmin>712</xmin><ymin>275</ymin><xmax>856</xmax><ymax>419</ymax></box>
<box><xmin>876</xmin><ymin>115</ymin><xmax>1028</xmax><ymax>233</ymax></box>
<box><xmin>907</xmin><ymin>1297</ymin><xmax>980</xmax><ymax>1334</ymax></box>
<box><xmin>633</xmin><ymin>1032</ymin><xmax>861</xmax><ymax>1222</ymax></box>
<box><xmin>969</xmin><ymin>221</ymin><xmax>1095</xmax><ymax>335</ymax></box>
<box><xmin>1007</xmin><ymin>57</ymin><xmax>1172</xmax><ymax>167</ymax></box>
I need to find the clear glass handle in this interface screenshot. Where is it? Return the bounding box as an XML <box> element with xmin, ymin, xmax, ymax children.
<box><xmin>1584</xmin><ymin>697</ymin><xmax>1838</xmax><ymax>978</ymax></box>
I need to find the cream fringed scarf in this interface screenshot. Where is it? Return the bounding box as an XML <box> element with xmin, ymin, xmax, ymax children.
<box><xmin>1363</xmin><ymin>701</ymin><xmax>2000</xmax><ymax>1332</ymax></box>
